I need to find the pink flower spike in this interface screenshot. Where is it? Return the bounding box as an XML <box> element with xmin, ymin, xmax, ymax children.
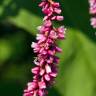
<box><xmin>24</xmin><ymin>0</ymin><xmax>66</xmax><ymax>95</ymax></box>
<box><xmin>89</xmin><ymin>0</ymin><xmax>96</xmax><ymax>28</ymax></box>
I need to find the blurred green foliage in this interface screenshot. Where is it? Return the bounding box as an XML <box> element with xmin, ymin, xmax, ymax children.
<box><xmin>0</xmin><ymin>0</ymin><xmax>96</xmax><ymax>96</ymax></box>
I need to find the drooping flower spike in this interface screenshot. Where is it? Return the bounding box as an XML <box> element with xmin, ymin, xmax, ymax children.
<box><xmin>89</xmin><ymin>0</ymin><xmax>96</xmax><ymax>28</ymax></box>
<box><xmin>23</xmin><ymin>0</ymin><xmax>66</xmax><ymax>96</ymax></box>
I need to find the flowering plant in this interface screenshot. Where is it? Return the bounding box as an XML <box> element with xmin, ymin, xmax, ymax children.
<box><xmin>23</xmin><ymin>0</ymin><xmax>66</xmax><ymax>96</ymax></box>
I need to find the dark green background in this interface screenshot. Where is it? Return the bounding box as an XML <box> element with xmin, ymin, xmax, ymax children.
<box><xmin>0</xmin><ymin>0</ymin><xmax>96</xmax><ymax>96</ymax></box>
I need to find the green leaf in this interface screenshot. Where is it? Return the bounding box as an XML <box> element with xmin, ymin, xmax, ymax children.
<box><xmin>54</xmin><ymin>29</ymin><xmax>96</xmax><ymax>96</ymax></box>
<box><xmin>0</xmin><ymin>40</ymin><xmax>12</xmax><ymax>64</ymax></box>
<box><xmin>0</xmin><ymin>0</ymin><xmax>42</xmax><ymax>35</ymax></box>
<box><xmin>9</xmin><ymin>9</ymin><xmax>42</xmax><ymax>35</ymax></box>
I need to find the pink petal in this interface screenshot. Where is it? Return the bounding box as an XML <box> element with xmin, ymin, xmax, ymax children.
<box><xmin>39</xmin><ymin>59</ymin><xmax>44</xmax><ymax>66</ymax></box>
<box><xmin>48</xmin><ymin>50</ymin><xmax>56</xmax><ymax>55</ymax></box>
<box><xmin>36</xmin><ymin>34</ymin><xmax>44</xmax><ymax>40</ymax></box>
<box><xmin>51</xmin><ymin>16</ymin><xmax>56</xmax><ymax>20</ymax></box>
<box><xmin>56</xmin><ymin>16</ymin><xmax>64</xmax><ymax>21</ymax></box>
<box><xmin>54</xmin><ymin>56</ymin><xmax>59</xmax><ymax>64</ymax></box>
<box><xmin>58</xmin><ymin>26</ymin><xmax>65</xmax><ymax>33</ymax></box>
<box><xmin>39</xmin><ymin>81</ymin><xmax>46</xmax><ymax>89</ymax></box>
<box><xmin>45</xmin><ymin>64</ymin><xmax>51</xmax><ymax>73</ymax></box>
<box><xmin>47</xmin><ymin>57</ymin><xmax>54</xmax><ymax>64</ymax></box>
<box><xmin>43</xmin><ymin>16</ymin><xmax>49</xmax><ymax>21</ymax></box>
<box><xmin>54</xmin><ymin>8</ymin><xmax>61</xmax><ymax>14</ymax></box>
<box><xmin>40</xmin><ymin>69</ymin><xmax>45</xmax><ymax>76</ymax></box>
<box><xmin>33</xmin><ymin>90</ymin><xmax>38</xmax><ymax>96</ymax></box>
<box><xmin>44</xmin><ymin>74</ymin><xmax>50</xmax><ymax>81</ymax></box>
<box><xmin>38</xmin><ymin>90</ymin><xmax>44</xmax><ymax>96</ymax></box>
<box><xmin>91</xmin><ymin>17</ymin><xmax>96</xmax><ymax>28</ymax></box>
<box><xmin>49</xmin><ymin>30</ymin><xmax>57</xmax><ymax>39</ymax></box>
<box><xmin>52</xmin><ymin>2</ymin><xmax>60</xmax><ymax>7</ymax></box>
<box><xmin>31</xmin><ymin>42</ymin><xmax>37</xmax><ymax>48</ymax></box>
<box><xmin>58</xmin><ymin>34</ymin><xmax>65</xmax><ymax>39</ymax></box>
<box><xmin>55</xmin><ymin>46</ymin><xmax>62</xmax><ymax>52</ymax></box>
<box><xmin>44</xmin><ymin>20</ymin><xmax>52</xmax><ymax>27</ymax></box>
<box><xmin>31</xmin><ymin>67</ymin><xmax>39</xmax><ymax>74</ymax></box>
<box><xmin>38</xmin><ymin>2</ymin><xmax>46</xmax><ymax>7</ymax></box>
<box><xmin>34</xmin><ymin>59</ymin><xmax>39</xmax><ymax>66</ymax></box>
<box><xmin>50</xmin><ymin>72</ymin><xmax>57</xmax><ymax>77</ymax></box>
<box><xmin>27</xmin><ymin>82</ymin><xmax>37</xmax><ymax>91</ymax></box>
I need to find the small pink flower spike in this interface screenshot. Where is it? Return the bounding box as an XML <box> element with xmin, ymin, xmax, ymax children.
<box><xmin>23</xmin><ymin>0</ymin><xmax>66</xmax><ymax>96</ymax></box>
<box><xmin>89</xmin><ymin>0</ymin><xmax>96</xmax><ymax>28</ymax></box>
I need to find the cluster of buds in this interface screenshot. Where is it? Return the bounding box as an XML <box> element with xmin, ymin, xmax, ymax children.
<box><xmin>89</xmin><ymin>0</ymin><xmax>96</xmax><ymax>28</ymax></box>
<box><xmin>23</xmin><ymin>0</ymin><xmax>66</xmax><ymax>96</ymax></box>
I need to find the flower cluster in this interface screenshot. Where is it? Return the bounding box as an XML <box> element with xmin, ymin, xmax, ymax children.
<box><xmin>89</xmin><ymin>0</ymin><xmax>96</xmax><ymax>28</ymax></box>
<box><xmin>23</xmin><ymin>0</ymin><xmax>66</xmax><ymax>96</ymax></box>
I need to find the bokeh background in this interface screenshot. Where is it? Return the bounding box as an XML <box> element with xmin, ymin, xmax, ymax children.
<box><xmin>0</xmin><ymin>0</ymin><xmax>96</xmax><ymax>96</ymax></box>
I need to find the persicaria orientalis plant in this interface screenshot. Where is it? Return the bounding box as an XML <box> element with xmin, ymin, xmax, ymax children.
<box><xmin>23</xmin><ymin>0</ymin><xmax>66</xmax><ymax>96</ymax></box>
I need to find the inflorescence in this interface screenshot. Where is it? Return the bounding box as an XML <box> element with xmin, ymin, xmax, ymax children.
<box><xmin>23</xmin><ymin>0</ymin><xmax>66</xmax><ymax>96</ymax></box>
